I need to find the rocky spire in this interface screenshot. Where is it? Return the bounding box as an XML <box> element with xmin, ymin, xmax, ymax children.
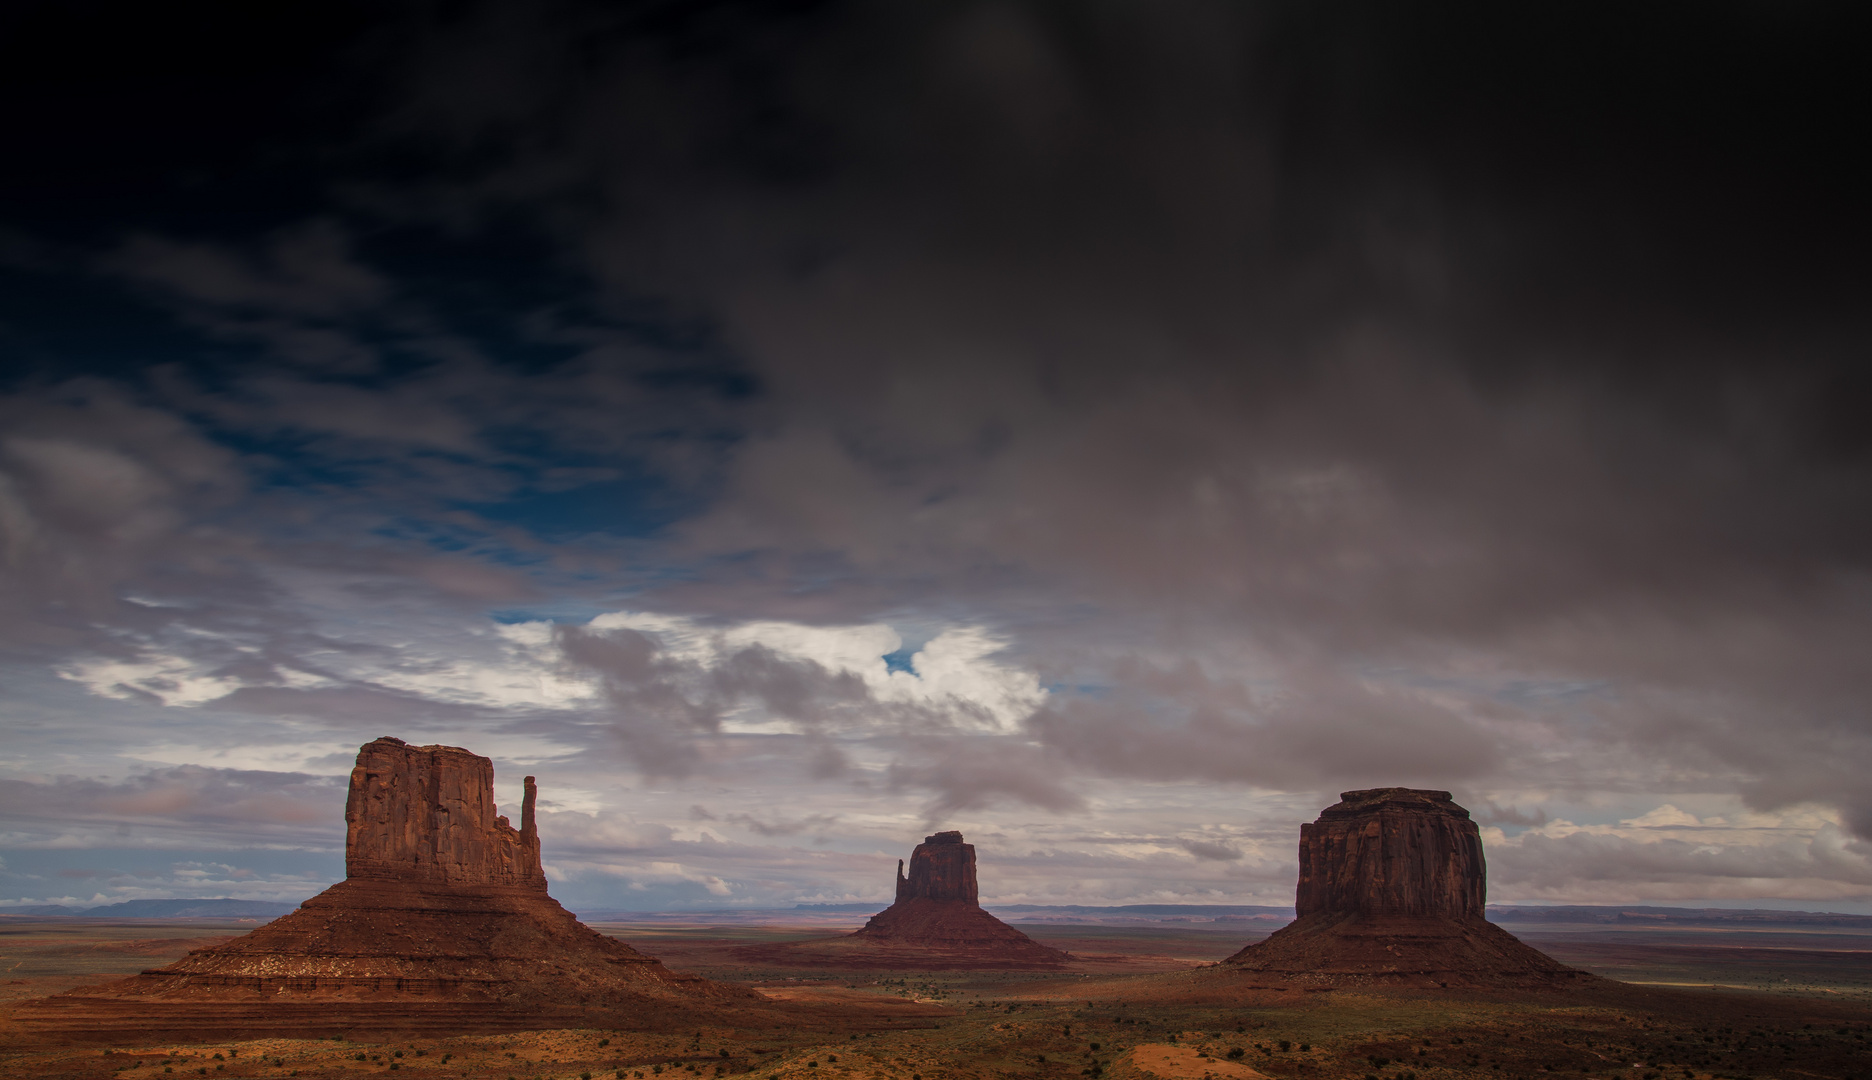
<box><xmin>343</xmin><ymin>736</ymin><xmax>544</xmax><ymax>888</ymax></box>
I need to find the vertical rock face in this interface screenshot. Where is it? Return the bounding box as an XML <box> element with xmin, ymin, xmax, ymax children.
<box><xmin>29</xmin><ymin>736</ymin><xmax>755</xmax><ymax>1038</ymax></box>
<box><xmin>1225</xmin><ymin>787</ymin><xmax>1578</xmax><ymax>986</ymax></box>
<box><xmin>894</xmin><ymin>831</ymin><xmax>979</xmax><ymax>903</ymax></box>
<box><xmin>344</xmin><ymin>737</ymin><xmax>543</xmax><ymax>887</ymax></box>
<box><xmin>1295</xmin><ymin>788</ymin><xmax>1485</xmax><ymax>918</ymax></box>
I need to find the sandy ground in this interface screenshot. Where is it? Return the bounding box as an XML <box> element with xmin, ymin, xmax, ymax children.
<box><xmin>1121</xmin><ymin>1043</ymin><xmax>1270</xmax><ymax>1079</ymax></box>
<box><xmin>5</xmin><ymin>917</ymin><xmax>1872</xmax><ymax>1080</ymax></box>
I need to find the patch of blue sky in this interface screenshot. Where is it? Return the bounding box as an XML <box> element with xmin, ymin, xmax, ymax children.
<box><xmin>1353</xmin><ymin>664</ymin><xmax>1613</xmax><ymax>709</ymax></box>
<box><xmin>1494</xmin><ymin>678</ymin><xmax>1613</xmax><ymax>704</ymax></box>
<box><xmin>487</xmin><ymin>602</ymin><xmax>616</xmax><ymax>626</ymax></box>
<box><xmin>459</xmin><ymin>472</ymin><xmax>700</xmax><ymax>543</ymax></box>
<box><xmin>360</xmin><ymin>515</ymin><xmax>552</xmax><ymax>570</ymax></box>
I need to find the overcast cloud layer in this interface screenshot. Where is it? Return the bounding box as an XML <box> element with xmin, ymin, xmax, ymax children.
<box><xmin>1</xmin><ymin>0</ymin><xmax>1869</xmax><ymax>913</ymax></box>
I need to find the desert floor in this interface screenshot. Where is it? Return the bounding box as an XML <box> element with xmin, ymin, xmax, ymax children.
<box><xmin>3</xmin><ymin>916</ymin><xmax>1870</xmax><ymax>1080</ymax></box>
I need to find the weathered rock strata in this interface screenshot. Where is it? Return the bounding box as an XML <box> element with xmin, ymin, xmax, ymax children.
<box><xmin>892</xmin><ymin>830</ymin><xmax>977</xmax><ymax>903</ymax></box>
<box><xmin>13</xmin><ymin>737</ymin><xmax>752</xmax><ymax>1039</ymax></box>
<box><xmin>343</xmin><ymin>738</ymin><xmax>544</xmax><ymax>887</ymax></box>
<box><xmin>1297</xmin><ymin>788</ymin><xmax>1485</xmax><ymax>918</ymax></box>
<box><xmin>1225</xmin><ymin>788</ymin><xmax>1583</xmax><ymax>986</ymax></box>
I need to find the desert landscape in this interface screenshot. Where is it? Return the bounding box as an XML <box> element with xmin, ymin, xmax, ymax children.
<box><xmin>4</xmin><ymin>755</ymin><xmax>1869</xmax><ymax>1080</ymax></box>
<box><xmin>5</xmin><ymin>8</ymin><xmax>1870</xmax><ymax>1078</ymax></box>
<box><xmin>5</xmin><ymin>909</ymin><xmax>1872</xmax><ymax>1080</ymax></box>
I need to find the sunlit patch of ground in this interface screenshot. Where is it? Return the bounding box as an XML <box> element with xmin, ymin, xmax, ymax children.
<box><xmin>1120</xmin><ymin>1043</ymin><xmax>1269</xmax><ymax>1079</ymax></box>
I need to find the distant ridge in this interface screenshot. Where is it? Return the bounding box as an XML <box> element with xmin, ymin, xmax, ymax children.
<box><xmin>1</xmin><ymin>899</ymin><xmax>298</xmax><ymax>919</ymax></box>
<box><xmin>791</xmin><ymin>903</ymin><xmax>1295</xmax><ymax>917</ymax></box>
<box><xmin>1488</xmin><ymin>904</ymin><xmax>1872</xmax><ymax>928</ymax></box>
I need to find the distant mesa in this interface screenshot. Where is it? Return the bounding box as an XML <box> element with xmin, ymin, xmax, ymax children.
<box><xmin>1223</xmin><ymin>788</ymin><xmax>1585</xmax><ymax>987</ymax></box>
<box><xmin>11</xmin><ymin>737</ymin><xmax>754</xmax><ymax>1039</ymax></box>
<box><xmin>0</xmin><ymin>900</ymin><xmax>298</xmax><ymax>919</ymax></box>
<box><xmin>736</xmin><ymin>831</ymin><xmax>1070</xmax><ymax>970</ymax></box>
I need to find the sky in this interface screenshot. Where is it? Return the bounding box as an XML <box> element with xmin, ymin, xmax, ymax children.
<box><xmin>1</xmin><ymin>0</ymin><xmax>1870</xmax><ymax>915</ymax></box>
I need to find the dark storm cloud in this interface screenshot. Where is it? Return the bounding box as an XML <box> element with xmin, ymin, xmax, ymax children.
<box><xmin>885</xmin><ymin>738</ymin><xmax>1085</xmax><ymax>821</ymax></box>
<box><xmin>365</xmin><ymin>0</ymin><xmax>1868</xmax><ymax>832</ymax></box>
<box><xmin>0</xmin><ymin>767</ymin><xmax>343</xmax><ymax>846</ymax></box>
<box><xmin>1179</xmin><ymin>838</ymin><xmax>1244</xmax><ymax>862</ymax></box>
<box><xmin>0</xmin><ymin>381</ymin><xmax>255</xmax><ymax>647</ymax></box>
<box><xmin>1</xmin><ymin>0</ymin><xmax>1870</xmax><ymax>906</ymax></box>
<box><xmin>1490</xmin><ymin>827</ymin><xmax>1872</xmax><ymax>898</ymax></box>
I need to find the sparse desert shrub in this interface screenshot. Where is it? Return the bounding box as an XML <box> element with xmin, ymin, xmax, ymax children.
<box><xmin>1227</xmin><ymin>1049</ymin><xmax>1245</xmax><ymax>1060</ymax></box>
<box><xmin>1280</xmin><ymin>1041</ymin><xmax>1292</xmax><ymax>1052</ymax></box>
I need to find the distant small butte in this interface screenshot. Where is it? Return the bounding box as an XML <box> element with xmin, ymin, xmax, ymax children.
<box><xmin>732</xmin><ymin>831</ymin><xmax>1071</xmax><ymax>970</ymax></box>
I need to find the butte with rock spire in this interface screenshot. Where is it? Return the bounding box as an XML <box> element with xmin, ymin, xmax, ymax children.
<box><xmin>1223</xmin><ymin>787</ymin><xmax>1585</xmax><ymax>987</ymax></box>
<box><xmin>13</xmin><ymin>737</ymin><xmax>753</xmax><ymax>1040</ymax></box>
<box><xmin>739</xmin><ymin>831</ymin><xmax>1069</xmax><ymax>969</ymax></box>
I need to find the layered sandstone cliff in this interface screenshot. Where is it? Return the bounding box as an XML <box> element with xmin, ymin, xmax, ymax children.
<box><xmin>15</xmin><ymin>737</ymin><xmax>751</xmax><ymax>1039</ymax></box>
<box><xmin>1225</xmin><ymin>788</ymin><xmax>1581</xmax><ymax>986</ymax></box>
<box><xmin>891</xmin><ymin>830</ymin><xmax>978</xmax><ymax>902</ymax></box>
<box><xmin>740</xmin><ymin>832</ymin><xmax>1069</xmax><ymax>970</ymax></box>
<box><xmin>343</xmin><ymin>738</ymin><xmax>543</xmax><ymax>887</ymax></box>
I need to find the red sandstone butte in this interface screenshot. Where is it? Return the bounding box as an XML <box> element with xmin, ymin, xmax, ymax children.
<box><xmin>1224</xmin><ymin>788</ymin><xmax>1583</xmax><ymax>986</ymax></box>
<box><xmin>11</xmin><ymin>737</ymin><xmax>752</xmax><ymax>1040</ymax></box>
<box><xmin>739</xmin><ymin>831</ymin><xmax>1069</xmax><ymax>970</ymax></box>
